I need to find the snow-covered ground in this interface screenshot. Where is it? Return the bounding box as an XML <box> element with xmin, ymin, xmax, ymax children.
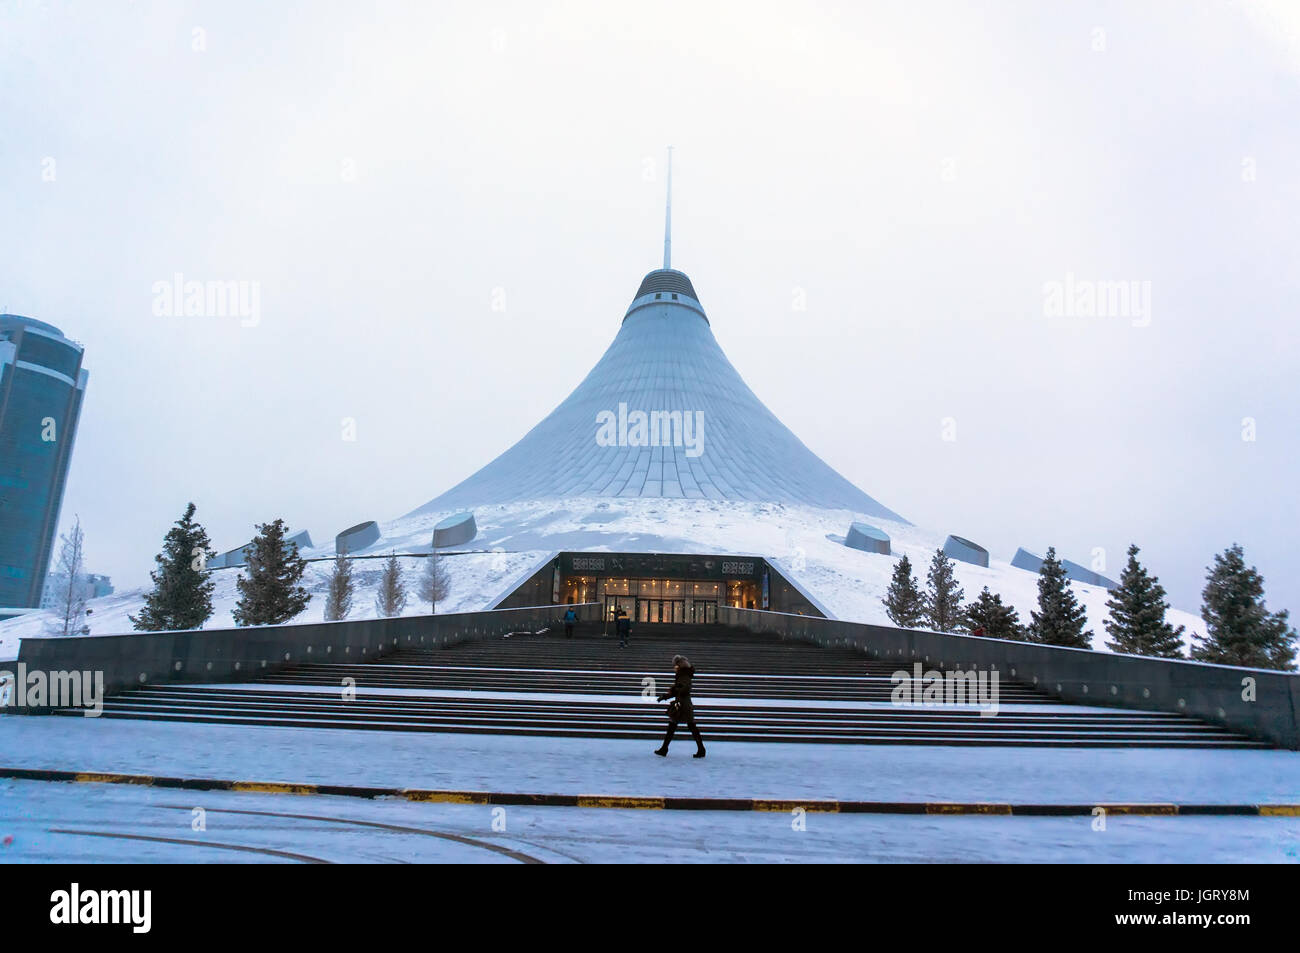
<box><xmin>4</xmin><ymin>716</ymin><xmax>1297</xmax><ymax>805</ymax></box>
<box><xmin>0</xmin><ymin>497</ymin><xmax>1205</xmax><ymax>660</ymax></box>
<box><xmin>4</xmin><ymin>667</ymin><xmax>1295</xmax><ymax>862</ymax></box>
<box><xmin>4</xmin><ymin>778</ymin><xmax>1296</xmax><ymax>863</ymax></box>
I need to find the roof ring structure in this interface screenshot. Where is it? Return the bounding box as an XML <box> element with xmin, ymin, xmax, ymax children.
<box><xmin>633</xmin><ymin>269</ymin><xmax>700</xmax><ymax>304</ymax></box>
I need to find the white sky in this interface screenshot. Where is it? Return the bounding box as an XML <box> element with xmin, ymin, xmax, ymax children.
<box><xmin>1</xmin><ymin>0</ymin><xmax>1297</xmax><ymax>616</ymax></box>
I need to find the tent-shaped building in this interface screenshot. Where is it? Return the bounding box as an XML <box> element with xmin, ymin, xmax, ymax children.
<box><xmin>410</xmin><ymin>264</ymin><xmax>903</xmax><ymax>520</ymax></box>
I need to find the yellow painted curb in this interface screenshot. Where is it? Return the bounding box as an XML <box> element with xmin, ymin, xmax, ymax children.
<box><xmin>926</xmin><ymin>803</ymin><xmax>1013</xmax><ymax>815</ymax></box>
<box><xmin>9</xmin><ymin>768</ymin><xmax>1298</xmax><ymax>818</ymax></box>
<box><xmin>577</xmin><ymin>796</ymin><xmax>665</xmax><ymax>810</ymax></box>
<box><xmin>230</xmin><ymin>781</ymin><xmax>318</xmax><ymax>795</ymax></box>
<box><xmin>753</xmin><ymin>800</ymin><xmax>840</xmax><ymax>813</ymax></box>
<box><xmin>74</xmin><ymin>772</ymin><xmax>153</xmax><ymax>786</ymax></box>
<box><xmin>1258</xmin><ymin>804</ymin><xmax>1300</xmax><ymax>817</ymax></box>
<box><xmin>1094</xmin><ymin>804</ymin><xmax>1178</xmax><ymax>816</ymax></box>
<box><xmin>403</xmin><ymin>790</ymin><xmax>491</xmax><ymax>804</ymax></box>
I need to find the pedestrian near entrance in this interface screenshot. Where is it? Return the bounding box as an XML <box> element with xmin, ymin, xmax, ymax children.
<box><xmin>563</xmin><ymin>606</ymin><xmax>577</xmax><ymax>639</ymax></box>
<box><xmin>615</xmin><ymin>607</ymin><xmax>631</xmax><ymax>648</ymax></box>
<box><xmin>655</xmin><ymin>654</ymin><xmax>706</xmax><ymax>758</ymax></box>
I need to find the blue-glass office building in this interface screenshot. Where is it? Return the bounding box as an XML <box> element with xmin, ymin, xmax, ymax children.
<box><xmin>0</xmin><ymin>314</ymin><xmax>88</xmax><ymax>611</ymax></box>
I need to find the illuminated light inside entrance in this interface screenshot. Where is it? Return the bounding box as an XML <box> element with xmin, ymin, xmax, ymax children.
<box><xmin>541</xmin><ymin>552</ymin><xmax>823</xmax><ymax>620</ymax></box>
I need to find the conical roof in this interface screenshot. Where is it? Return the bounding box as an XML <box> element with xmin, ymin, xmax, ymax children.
<box><xmin>410</xmin><ymin>268</ymin><xmax>905</xmax><ymax>521</ymax></box>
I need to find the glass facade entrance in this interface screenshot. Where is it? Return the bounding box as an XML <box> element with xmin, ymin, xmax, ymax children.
<box><xmin>563</xmin><ymin>566</ymin><xmax>759</xmax><ymax>624</ymax></box>
<box><xmin>496</xmin><ymin>552</ymin><xmax>824</xmax><ymax>619</ymax></box>
<box><xmin>638</xmin><ymin>599</ymin><xmax>684</xmax><ymax>623</ymax></box>
<box><xmin>689</xmin><ymin>599</ymin><xmax>717</xmax><ymax>624</ymax></box>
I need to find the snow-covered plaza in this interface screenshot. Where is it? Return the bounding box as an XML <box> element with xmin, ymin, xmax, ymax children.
<box><xmin>3</xmin><ymin>714</ymin><xmax>1298</xmax><ymax>863</ymax></box>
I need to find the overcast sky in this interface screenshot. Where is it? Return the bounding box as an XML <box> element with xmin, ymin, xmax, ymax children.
<box><xmin>2</xmin><ymin>0</ymin><xmax>1297</xmax><ymax>616</ymax></box>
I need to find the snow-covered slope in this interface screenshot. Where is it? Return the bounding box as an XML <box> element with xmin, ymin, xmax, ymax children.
<box><xmin>373</xmin><ymin>496</ymin><xmax>1203</xmax><ymax>651</ymax></box>
<box><xmin>0</xmin><ymin>550</ymin><xmax>547</xmax><ymax>660</ymax></box>
<box><xmin>1</xmin><ymin>497</ymin><xmax>1206</xmax><ymax>661</ymax></box>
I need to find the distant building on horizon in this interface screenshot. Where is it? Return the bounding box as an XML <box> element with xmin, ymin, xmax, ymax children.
<box><xmin>40</xmin><ymin>571</ymin><xmax>113</xmax><ymax>610</ymax></box>
<box><xmin>0</xmin><ymin>314</ymin><xmax>89</xmax><ymax>615</ymax></box>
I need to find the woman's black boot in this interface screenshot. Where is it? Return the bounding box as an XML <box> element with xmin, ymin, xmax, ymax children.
<box><xmin>655</xmin><ymin>721</ymin><xmax>676</xmax><ymax>756</ymax></box>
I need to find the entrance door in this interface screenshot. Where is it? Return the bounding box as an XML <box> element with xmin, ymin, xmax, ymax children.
<box><xmin>634</xmin><ymin>599</ymin><xmax>686</xmax><ymax>623</ymax></box>
<box><xmin>605</xmin><ymin>596</ymin><xmax>635</xmax><ymax>622</ymax></box>
<box><xmin>690</xmin><ymin>600</ymin><xmax>717</xmax><ymax>624</ymax></box>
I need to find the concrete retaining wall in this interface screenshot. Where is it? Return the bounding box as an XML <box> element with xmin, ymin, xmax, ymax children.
<box><xmin>8</xmin><ymin>602</ymin><xmax>601</xmax><ymax>710</ymax></box>
<box><xmin>719</xmin><ymin>606</ymin><xmax>1300</xmax><ymax>749</ymax></box>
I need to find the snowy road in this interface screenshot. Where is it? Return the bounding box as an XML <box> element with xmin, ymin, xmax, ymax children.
<box><xmin>3</xmin><ymin>715</ymin><xmax>1299</xmax><ymax>804</ymax></box>
<box><xmin>4</xmin><ymin>715</ymin><xmax>1298</xmax><ymax>862</ymax></box>
<box><xmin>3</xmin><ymin>778</ymin><xmax>1298</xmax><ymax>863</ymax></box>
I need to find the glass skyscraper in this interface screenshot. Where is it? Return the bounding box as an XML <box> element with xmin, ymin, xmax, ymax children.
<box><xmin>0</xmin><ymin>314</ymin><xmax>88</xmax><ymax>612</ymax></box>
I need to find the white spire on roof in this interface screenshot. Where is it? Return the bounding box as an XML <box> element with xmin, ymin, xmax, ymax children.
<box><xmin>663</xmin><ymin>145</ymin><xmax>673</xmax><ymax>270</ymax></box>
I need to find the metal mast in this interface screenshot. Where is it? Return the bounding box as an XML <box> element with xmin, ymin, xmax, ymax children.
<box><xmin>663</xmin><ymin>146</ymin><xmax>673</xmax><ymax>270</ymax></box>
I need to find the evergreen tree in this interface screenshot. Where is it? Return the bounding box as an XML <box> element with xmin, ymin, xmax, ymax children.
<box><xmin>323</xmin><ymin>552</ymin><xmax>355</xmax><ymax>622</ymax></box>
<box><xmin>232</xmin><ymin>519</ymin><xmax>310</xmax><ymax>626</ymax></box>
<box><xmin>1104</xmin><ymin>544</ymin><xmax>1185</xmax><ymax>658</ymax></box>
<box><xmin>46</xmin><ymin>516</ymin><xmax>89</xmax><ymax>637</ymax></box>
<box><xmin>924</xmin><ymin>548</ymin><xmax>965</xmax><ymax>633</ymax></box>
<box><xmin>131</xmin><ymin>502</ymin><xmax>216</xmax><ymax>632</ymax></box>
<box><xmin>415</xmin><ymin>552</ymin><xmax>452</xmax><ymax>614</ymax></box>
<box><xmin>374</xmin><ymin>553</ymin><xmax>408</xmax><ymax>618</ymax></box>
<box><xmin>1192</xmin><ymin>544</ymin><xmax>1297</xmax><ymax>671</ymax></box>
<box><xmin>1029</xmin><ymin>546</ymin><xmax>1093</xmax><ymax>648</ymax></box>
<box><xmin>883</xmin><ymin>554</ymin><xmax>926</xmax><ymax>628</ymax></box>
<box><xmin>967</xmin><ymin>586</ymin><xmax>1026</xmax><ymax>641</ymax></box>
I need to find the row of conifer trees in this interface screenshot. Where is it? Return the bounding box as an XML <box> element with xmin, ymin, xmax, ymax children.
<box><xmin>882</xmin><ymin>543</ymin><xmax>1296</xmax><ymax>671</ymax></box>
<box><xmin>85</xmin><ymin>502</ymin><xmax>1300</xmax><ymax>672</ymax></box>
<box><xmin>129</xmin><ymin>502</ymin><xmax>450</xmax><ymax>632</ymax></box>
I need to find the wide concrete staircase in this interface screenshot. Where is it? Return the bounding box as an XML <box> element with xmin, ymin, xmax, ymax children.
<box><xmin>57</xmin><ymin>622</ymin><xmax>1268</xmax><ymax>747</ymax></box>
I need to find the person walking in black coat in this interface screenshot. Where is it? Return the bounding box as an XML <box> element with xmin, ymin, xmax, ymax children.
<box><xmin>615</xmin><ymin>607</ymin><xmax>631</xmax><ymax>648</ymax></box>
<box><xmin>655</xmin><ymin>654</ymin><xmax>706</xmax><ymax>758</ymax></box>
